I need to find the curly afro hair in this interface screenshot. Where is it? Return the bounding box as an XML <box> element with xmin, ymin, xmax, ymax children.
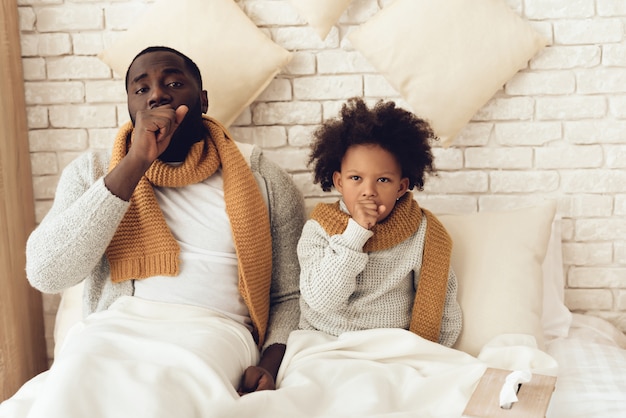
<box><xmin>308</xmin><ymin>97</ymin><xmax>437</xmax><ymax>192</ymax></box>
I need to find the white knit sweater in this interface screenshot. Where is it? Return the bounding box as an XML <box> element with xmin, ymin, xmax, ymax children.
<box><xmin>297</xmin><ymin>202</ymin><xmax>462</xmax><ymax>347</ymax></box>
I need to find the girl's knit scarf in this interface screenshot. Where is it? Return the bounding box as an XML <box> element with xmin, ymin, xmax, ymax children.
<box><xmin>105</xmin><ymin>115</ymin><xmax>272</xmax><ymax>346</ymax></box>
<box><xmin>309</xmin><ymin>193</ymin><xmax>453</xmax><ymax>343</ymax></box>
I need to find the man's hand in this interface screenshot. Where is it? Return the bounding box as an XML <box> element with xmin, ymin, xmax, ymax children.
<box><xmin>237</xmin><ymin>365</ymin><xmax>275</xmax><ymax>396</ymax></box>
<box><xmin>104</xmin><ymin>105</ymin><xmax>188</xmax><ymax>201</ymax></box>
<box><xmin>237</xmin><ymin>343</ymin><xmax>286</xmax><ymax>396</ymax></box>
<box><xmin>352</xmin><ymin>197</ymin><xmax>385</xmax><ymax>230</ymax></box>
<box><xmin>129</xmin><ymin>104</ymin><xmax>189</xmax><ymax>167</ymax></box>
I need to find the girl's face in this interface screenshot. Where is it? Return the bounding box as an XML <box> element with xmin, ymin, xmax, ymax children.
<box><xmin>333</xmin><ymin>144</ymin><xmax>409</xmax><ymax>223</ymax></box>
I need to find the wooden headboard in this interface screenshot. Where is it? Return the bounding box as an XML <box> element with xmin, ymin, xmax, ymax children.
<box><xmin>0</xmin><ymin>0</ymin><xmax>48</xmax><ymax>401</ymax></box>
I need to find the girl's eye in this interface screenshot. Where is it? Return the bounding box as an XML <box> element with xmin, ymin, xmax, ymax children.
<box><xmin>350</xmin><ymin>175</ymin><xmax>361</xmax><ymax>181</ymax></box>
<box><xmin>378</xmin><ymin>178</ymin><xmax>390</xmax><ymax>183</ymax></box>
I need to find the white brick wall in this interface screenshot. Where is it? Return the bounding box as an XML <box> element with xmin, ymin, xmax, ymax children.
<box><xmin>17</xmin><ymin>0</ymin><xmax>626</xmax><ymax>360</ymax></box>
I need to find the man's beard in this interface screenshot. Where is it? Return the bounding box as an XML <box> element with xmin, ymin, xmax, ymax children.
<box><xmin>158</xmin><ymin>99</ymin><xmax>207</xmax><ymax>163</ymax></box>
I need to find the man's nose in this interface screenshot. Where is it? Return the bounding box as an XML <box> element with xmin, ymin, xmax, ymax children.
<box><xmin>148</xmin><ymin>85</ymin><xmax>172</xmax><ymax>108</ymax></box>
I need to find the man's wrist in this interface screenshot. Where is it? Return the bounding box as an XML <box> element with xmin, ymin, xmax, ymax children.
<box><xmin>258</xmin><ymin>343</ymin><xmax>286</xmax><ymax>380</ymax></box>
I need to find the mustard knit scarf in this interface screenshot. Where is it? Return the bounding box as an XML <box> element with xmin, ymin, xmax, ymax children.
<box><xmin>309</xmin><ymin>193</ymin><xmax>453</xmax><ymax>342</ymax></box>
<box><xmin>105</xmin><ymin>116</ymin><xmax>272</xmax><ymax>346</ymax></box>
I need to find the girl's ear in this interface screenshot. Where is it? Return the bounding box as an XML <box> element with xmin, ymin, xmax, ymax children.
<box><xmin>397</xmin><ymin>177</ymin><xmax>409</xmax><ymax>199</ymax></box>
<box><xmin>332</xmin><ymin>171</ymin><xmax>343</xmax><ymax>194</ymax></box>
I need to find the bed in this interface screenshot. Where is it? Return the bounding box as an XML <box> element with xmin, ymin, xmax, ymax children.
<box><xmin>3</xmin><ymin>0</ymin><xmax>626</xmax><ymax>416</ymax></box>
<box><xmin>1</xmin><ymin>201</ymin><xmax>625</xmax><ymax>418</ymax></box>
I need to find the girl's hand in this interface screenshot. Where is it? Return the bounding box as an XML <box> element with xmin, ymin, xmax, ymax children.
<box><xmin>352</xmin><ymin>197</ymin><xmax>385</xmax><ymax>230</ymax></box>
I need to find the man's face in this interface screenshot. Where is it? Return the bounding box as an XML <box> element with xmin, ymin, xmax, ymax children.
<box><xmin>126</xmin><ymin>50</ymin><xmax>208</xmax><ymax>125</ymax></box>
<box><xmin>126</xmin><ymin>50</ymin><xmax>209</xmax><ymax>161</ymax></box>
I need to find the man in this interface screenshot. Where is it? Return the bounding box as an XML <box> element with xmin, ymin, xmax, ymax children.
<box><xmin>24</xmin><ymin>46</ymin><xmax>304</xmax><ymax>408</ymax></box>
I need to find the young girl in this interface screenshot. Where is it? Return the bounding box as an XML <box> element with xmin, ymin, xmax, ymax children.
<box><xmin>298</xmin><ymin>97</ymin><xmax>462</xmax><ymax>347</ymax></box>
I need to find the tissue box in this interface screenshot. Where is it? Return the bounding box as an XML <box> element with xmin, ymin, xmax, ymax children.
<box><xmin>462</xmin><ymin>368</ymin><xmax>557</xmax><ymax>418</ymax></box>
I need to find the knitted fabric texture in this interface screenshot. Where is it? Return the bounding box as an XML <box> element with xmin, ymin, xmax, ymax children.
<box><xmin>309</xmin><ymin>193</ymin><xmax>452</xmax><ymax>342</ymax></box>
<box><xmin>106</xmin><ymin>116</ymin><xmax>273</xmax><ymax>346</ymax></box>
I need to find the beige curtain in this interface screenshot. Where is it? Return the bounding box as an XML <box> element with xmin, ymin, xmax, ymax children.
<box><xmin>0</xmin><ymin>0</ymin><xmax>48</xmax><ymax>401</ymax></box>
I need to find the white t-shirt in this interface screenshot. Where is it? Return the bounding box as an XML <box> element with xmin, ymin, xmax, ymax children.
<box><xmin>133</xmin><ymin>170</ymin><xmax>251</xmax><ymax>330</ymax></box>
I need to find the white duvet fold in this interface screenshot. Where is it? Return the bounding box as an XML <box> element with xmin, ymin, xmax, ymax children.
<box><xmin>0</xmin><ymin>297</ymin><xmax>558</xmax><ymax>418</ymax></box>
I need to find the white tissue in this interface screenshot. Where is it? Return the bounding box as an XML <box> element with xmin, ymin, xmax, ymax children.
<box><xmin>499</xmin><ymin>370</ymin><xmax>532</xmax><ymax>409</ymax></box>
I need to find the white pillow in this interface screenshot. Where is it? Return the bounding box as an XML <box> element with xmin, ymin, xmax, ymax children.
<box><xmin>288</xmin><ymin>0</ymin><xmax>352</xmax><ymax>39</ymax></box>
<box><xmin>348</xmin><ymin>0</ymin><xmax>548</xmax><ymax>146</ymax></box>
<box><xmin>438</xmin><ymin>201</ymin><xmax>557</xmax><ymax>357</ymax></box>
<box><xmin>98</xmin><ymin>0</ymin><xmax>292</xmax><ymax>127</ymax></box>
<box><xmin>53</xmin><ymin>282</ymin><xmax>84</xmax><ymax>359</ymax></box>
<box><xmin>541</xmin><ymin>214</ymin><xmax>573</xmax><ymax>339</ymax></box>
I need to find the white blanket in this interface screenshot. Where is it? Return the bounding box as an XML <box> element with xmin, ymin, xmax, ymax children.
<box><xmin>0</xmin><ymin>297</ymin><xmax>558</xmax><ymax>418</ymax></box>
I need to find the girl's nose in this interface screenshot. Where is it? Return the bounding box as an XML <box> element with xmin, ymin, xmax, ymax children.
<box><xmin>361</xmin><ymin>181</ymin><xmax>377</xmax><ymax>197</ymax></box>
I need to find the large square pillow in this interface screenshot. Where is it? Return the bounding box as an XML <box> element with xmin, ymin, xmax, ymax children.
<box><xmin>348</xmin><ymin>0</ymin><xmax>548</xmax><ymax>146</ymax></box>
<box><xmin>98</xmin><ymin>0</ymin><xmax>292</xmax><ymax>127</ymax></box>
<box><xmin>437</xmin><ymin>201</ymin><xmax>557</xmax><ymax>356</ymax></box>
<box><xmin>288</xmin><ymin>0</ymin><xmax>353</xmax><ymax>39</ymax></box>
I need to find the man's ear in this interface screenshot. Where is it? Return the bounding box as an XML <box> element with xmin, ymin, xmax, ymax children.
<box><xmin>201</xmin><ymin>90</ymin><xmax>209</xmax><ymax>114</ymax></box>
<box><xmin>332</xmin><ymin>171</ymin><xmax>343</xmax><ymax>194</ymax></box>
<box><xmin>397</xmin><ymin>177</ymin><xmax>409</xmax><ymax>199</ymax></box>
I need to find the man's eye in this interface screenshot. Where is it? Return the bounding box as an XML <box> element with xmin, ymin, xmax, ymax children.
<box><xmin>168</xmin><ymin>81</ymin><xmax>183</xmax><ymax>88</ymax></box>
<box><xmin>135</xmin><ymin>87</ymin><xmax>148</xmax><ymax>94</ymax></box>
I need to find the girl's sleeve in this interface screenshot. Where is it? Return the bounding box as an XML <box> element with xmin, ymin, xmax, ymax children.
<box><xmin>438</xmin><ymin>266</ymin><xmax>463</xmax><ymax>347</ymax></box>
<box><xmin>297</xmin><ymin>218</ymin><xmax>373</xmax><ymax>313</ymax></box>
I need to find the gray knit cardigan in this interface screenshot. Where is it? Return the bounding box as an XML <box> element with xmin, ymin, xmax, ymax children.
<box><xmin>25</xmin><ymin>143</ymin><xmax>305</xmax><ymax>349</ymax></box>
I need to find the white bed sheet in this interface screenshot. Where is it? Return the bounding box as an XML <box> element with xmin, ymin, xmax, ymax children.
<box><xmin>2</xmin><ymin>306</ymin><xmax>625</xmax><ymax>418</ymax></box>
<box><xmin>1</xmin><ymin>297</ymin><xmax>558</xmax><ymax>418</ymax></box>
<box><xmin>546</xmin><ymin>313</ymin><xmax>626</xmax><ymax>418</ymax></box>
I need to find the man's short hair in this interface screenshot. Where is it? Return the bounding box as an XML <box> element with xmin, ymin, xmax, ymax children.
<box><xmin>124</xmin><ymin>46</ymin><xmax>203</xmax><ymax>92</ymax></box>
